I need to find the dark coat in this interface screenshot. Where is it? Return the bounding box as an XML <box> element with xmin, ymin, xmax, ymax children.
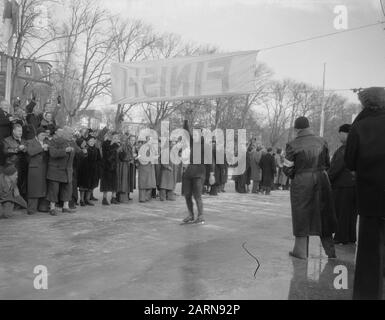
<box><xmin>46</xmin><ymin>137</ymin><xmax>75</xmax><ymax>184</ymax></box>
<box><xmin>328</xmin><ymin>145</ymin><xmax>355</xmax><ymax>189</ymax></box>
<box><xmin>78</xmin><ymin>146</ymin><xmax>101</xmax><ymax>190</ymax></box>
<box><xmin>345</xmin><ymin>108</ymin><xmax>385</xmax><ymax>217</ymax></box>
<box><xmin>26</xmin><ymin>138</ymin><xmax>48</xmax><ymax>198</ymax></box>
<box><xmin>0</xmin><ymin>109</ymin><xmax>11</xmax><ymax>141</ymax></box>
<box><xmin>116</xmin><ymin>143</ymin><xmax>134</xmax><ymax>193</ymax></box>
<box><xmin>259</xmin><ymin>153</ymin><xmax>276</xmax><ymax>187</ymax></box>
<box><xmin>3</xmin><ymin>136</ymin><xmax>28</xmax><ymax>197</ymax></box>
<box><xmin>100</xmin><ymin>140</ymin><xmax>119</xmax><ymax>192</ymax></box>
<box><xmin>284</xmin><ymin>129</ymin><xmax>337</xmax><ymax>237</ymax></box>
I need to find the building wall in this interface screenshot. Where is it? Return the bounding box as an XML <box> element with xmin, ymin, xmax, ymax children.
<box><xmin>0</xmin><ymin>52</ymin><xmax>53</xmax><ymax>111</ymax></box>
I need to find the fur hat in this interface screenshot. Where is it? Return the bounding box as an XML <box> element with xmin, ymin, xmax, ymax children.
<box><xmin>358</xmin><ymin>87</ymin><xmax>385</xmax><ymax>110</ymax></box>
<box><xmin>294</xmin><ymin>117</ymin><xmax>310</xmax><ymax>130</ymax></box>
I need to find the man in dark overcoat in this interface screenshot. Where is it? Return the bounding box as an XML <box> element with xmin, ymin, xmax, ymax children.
<box><xmin>26</xmin><ymin>127</ymin><xmax>49</xmax><ymax>215</ymax></box>
<box><xmin>250</xmin><ymin>146</ymin><xmax>263</xmax><ymax>194</ymax></box>
<box><xmin>345</xmin><ymin>87</ymin><xmax>385</xmax><ymax>300</ymax></box>
<box><xmin>328</xmin><ymin>124</ymin><xmax>357</xmax><ymax>245</ymax></box>
<box><xmin>3</xmin><ymin>123</ymin><xmax>28</xmax><ymax>200</ymax></box>
<box><xmin>283</xmin><ymin>117</ymin><xmax>337</xmax><ymax>260</ymax></box>
<box><xmin>46</xmin><ymin>128</ymin><xmax>76</xmax><ymax>216</ymax></box>
<box><xmin>259</xmin><ymin>147</ymin><xmax>276</xmax><ymax>195</ymax></box>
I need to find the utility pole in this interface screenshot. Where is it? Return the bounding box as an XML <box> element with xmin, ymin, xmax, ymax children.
<box><xmin>319</xmin><ymin>63</ymin><xmax>326</xmax><ymax>137</ymax></box>
<box><xmin>4</xmin><ymin>35</ymin><xmax>14</xmax><ymax>112</ymax></box>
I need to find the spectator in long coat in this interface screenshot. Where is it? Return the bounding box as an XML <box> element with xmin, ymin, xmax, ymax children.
<box><xmin>137</xmin><ymin>140</ymin><xmax>157</xmax><ymax>203</ymax></box>
<box><xmin>70</xmin><ymin>138</ymin><xmax>86</xmax><ymax>209</ymax></box>
<box><xmin>283</xmin><ymin>117</ymin><xmax>337</xmax><ymax>260</ymax></box>
<box><xmin>128</xmin><ymin>135</ymin><xmax>137</xmax><ymax>200</ymax></box>
<box><xmin>328</xmin><ymin>124</ymin><xmax>357</xmax><ymax>245</ymax></box>
<box><xmin>78</xmin><ymin>136</ymin><xmax>101</xmax><ymax>206</ymax></box>
<box><xmin>3</xmin><ymin>123</ymin><xmax>28</xmax><ymax>200</ymax></box>
<box><xmin>0</xmin><ymin>165</ymin><xmax>27</xmax><ymax>219</ymax></box>
<box><xmin>46</xmin><ymin>128</ymin><xmax>76</xmax><ymax>216</ymax></box>
<box><xmin>216</xmin><ymin>141</ymin><xmax>228</xmax><ymax>193</ymax></box>
<box><xmin>0</xmin><ymin>100</ymin><xmax>12</xmax><ymax>141</ymax></box>
<box><xmin>159</xmin><ymin>141</ymin><xmax>178</xmax><ymax>201</ymax></box>
<box><xmin>274</xmin><ymin>149</ymin><xmax>285</xmax><ymax>189</ymax></box>
<box><xmin>259</xmin><ymin>148</ymin><xmax>276</xmax><ymax>195</ymax></box>
<box><xmin>100</xmin><ymin>132</ymin><xmax>120</xmax><ymax>205</ymax></box>
<box><xmin>116</xmin><ymin>135</ymin><xmax>134</xmax><ymax>202</ymax></box>
<box><xmin>0</xmin><ymin>100</ymin><xmax>12</xmax><ymax>170</ymax></box>
<box><xmin>250</xmin><ymin>146</ymin><xmax>263</xmax><ymax>194</ymax></box>
<box><xmin>26</xmin><ymin>128</ymin><xmax>49</xmax><ymax>215</ymax></box>
<box><xmin>345</xmin><ymin>87</ymin><xmax>385</xmax><ymax>300</ymax></box>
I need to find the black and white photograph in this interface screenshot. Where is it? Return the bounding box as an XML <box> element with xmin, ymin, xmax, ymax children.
<box><xmin>0</xmin><ymin>0</ymin><xmax>385</xmax><ymax>306</ymax></box>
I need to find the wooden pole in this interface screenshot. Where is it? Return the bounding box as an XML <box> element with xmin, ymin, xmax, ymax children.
<box><xmin>319</xmin><ymin>63</ymin><xmax>326</xmax><ymax>137</ymax></box>
<box><xmin>5</xmin><ymin>35</ymin><xmax>13</xmax><ymax>112</ymax></box>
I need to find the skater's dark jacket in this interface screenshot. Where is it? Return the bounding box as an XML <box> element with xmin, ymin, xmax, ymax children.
<box><xmin>345</xmin><ymin>108</ymin><xmax>385</xmax><ymax>217</ymax></box>
<box><xmin>283</xmin><ymin>128</ymin><xmax>337</xmax><ymax>237</ymax></box>
<box><xmin>182</xmin><ymin>121</ymin><xmax>214</xmax><ymax>180</ymax></box>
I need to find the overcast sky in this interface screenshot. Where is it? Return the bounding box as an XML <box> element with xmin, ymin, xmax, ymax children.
<box><xmin>105</xmin><ymin>0</ymin><xmax>385</xmax><ymax>104</ymax></box>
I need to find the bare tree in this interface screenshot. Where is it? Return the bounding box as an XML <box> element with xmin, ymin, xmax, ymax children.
<box><xmin>53</xmin><ymin>0</ymin><xmax>115</xmax><ymax>125</ymax></box>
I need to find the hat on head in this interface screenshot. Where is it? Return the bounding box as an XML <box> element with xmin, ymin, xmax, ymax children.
<box><xmin>358</xmin><ymin>87</ymin><xmax>385</xmax><ymax>110</ymax></box>
<box><xmin>294</xmin><ymin>117</ymin><xmax>310</xmax><ymax>130</ymax></box>
<box><xmin>36</xmin><ymin>127</ymin><xmax>46</xmax><ymax>136</ymax></box>
<box><xmin>339</xmin><ymin>124</ymin><xmax>351</xmax><ymax>133</ymax></box>
<box><xmin>3</xmin><ymin>165</ymin><xmax>17</xmax><ymax>176</ymax></box>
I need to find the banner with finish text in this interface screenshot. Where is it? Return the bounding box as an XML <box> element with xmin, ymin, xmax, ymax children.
<box><xmin>111</xmin><ymin>51</ymin><xmax>258</xmax><ymax>104</ymax></box>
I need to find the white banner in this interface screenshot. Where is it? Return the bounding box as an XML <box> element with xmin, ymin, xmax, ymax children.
<box><xmin>111</xmin><ymin>51</ymin><xmax>258</xmax><ymax>104</ymax></box>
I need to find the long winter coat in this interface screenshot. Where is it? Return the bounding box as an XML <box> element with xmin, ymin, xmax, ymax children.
<box><xmin>250</xmin><ymin>150</ymin><xmax>262</xmax><ymax>181</ymax></box>
<box><xmin>259</xmin><ymin>153</ymin><xmax>276</xmax><ymax>188</ymax></box>
<box><xmin>328</xmin><ymin>144</ymin><xmax>357</xmax><ymax>243</ymax></box>
<box><xmin>345</xmin><ymin>108</ymin><xmax>385</xmax><ymax>218</ymax></box>
<box><xmin>138</xmin><ymin>163</ymin><xmax>156</xmax><ymax>190</ymax></box>
<box><xmin>116</xmin><ymin>143</ymin><xmax>134</xmax><ymax>193</ymax></box>
<box><xmin>78</xmin><ymin>146</ymin><xmax>101</xmax><ymax>190</ymax></box>
<box><xmin>129</xmin><ymin>145</ymin><xmax>137</xmax><ymax>192</ymax></box>
<box><xmin>26</xmin><ymin>138</ymin><xmax>48</xmax><ymax>199</ymax></box>
<box><xmin>160</xmin><ymin>163</ymin><xmax>178</xmax><ymax>191</ymax></box>
<box><xmin>283</xmin><ymin>128</ymin><xmax>337</xmax><ymax>237</ymax></box>
<box><xmin>100</xmin><ymin>140</ymin><xmax>119</xmax><ymax>192</ymax></box>
<box><xmin>46</xmin><ymin>137</ymin><xmax>75</xmax><ymax>184</ymax></box>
